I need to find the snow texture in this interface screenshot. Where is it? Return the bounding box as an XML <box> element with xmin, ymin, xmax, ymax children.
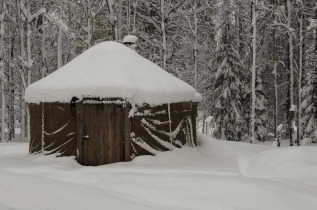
<box><xmin>301</xmin><ymin>138</ymin><xmax>312</xmax><ymax>146</ymax></box>
<box><xmin>193</xmin><ymin>92</ymin><xmax>202</xmax><ymax>102</ymax></box>
<box><xmin>239</xmin><ymin>145</ymin><xmax>317</xmax><ymax>185</ymax></box>
<box><xmin>205</xmin><ymin>116</ymin><xmax>213</xmax><ymax>123</ymax></box>
<box><xmin>25</xmin><ymin>41</ymin><xmax>198</xmax><ymax>106</ymax></box>
<box><xmin>1</xmin><ymin>135</ymin><xmax>317</xmax><ymax>210</ymax></box>
<box><xmin>290</xmin><ymin>104</ymin><xmax>296</xmax><ymax>111</ymax></box>
<box><xmin>277</xmin><ymin>124</ymin><xmax>283</xmax><ymax>132</ymax></box>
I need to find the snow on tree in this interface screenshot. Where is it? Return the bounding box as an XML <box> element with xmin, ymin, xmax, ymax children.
<box><xmin>75</xmin><ymin>0</ymin><xmax>106</xmax><ymax>48</ymax></box>
<box><xmin>254</xmin><ymin>66</ymin><xmax>268</xmax><ymax>141</ymax></box>
<box><xmin>301</xmin><ymin>1</ymin><xmax>317</xmax><ymax>141</ymax></box>
<box><xmin>301</xmin><ymin>73</ymin><xmax>317</xmax><ymax>139</ymax></box>
<box><xmin>134</xmin><ymin>0</ymin><xmax>187</xmax><ymax>71</ymax></box>
<box><xmin>211</xmin><ymin>2</ymin><xmax>245</xmax><ymax>141</ymax></box>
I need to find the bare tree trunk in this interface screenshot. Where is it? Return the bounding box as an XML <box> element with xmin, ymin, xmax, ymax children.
<box><xmin>126</xmin><ymin>0</ymin><xmax>131</xmax><ymax>33</ymax></box>
<box><xmin>8</xmin><ymin>10</ymin><xmax>15</xmax><ymax>141</ymax></box>
<box><xmin>297</xmin><ymin>4</ymin><xmax>303</xmax><ymax>146</ymax></box>
<box><xmin>25</xmin><ymin>0</ymin><xmax>33</xmax><ymax>142</ymax></box>
<box><xmin>314</xmin><ymin>6</ymin><xmax>317</xmax><ymax>137</ymax></box>
<box><xmin>0</xmin><ymin>0</ymin><xmax>5</xmax><ymax>142</ymax></box>
<box><xmin>132</xmin><ymin>0</ymin><xmax>138</xmax><ymax>33</ymax></box>
<box><xmin>161</xmin><ymin>0</ymin><xmax>167</xmax><ymax>70</ymax></box>
<box><xmin>41</xmin><ymin>15</ymin><xmax>46</xmax><ymax>78</ymax></box>
<box><xmin>272</xmin><ymin>0</ymin><xmax>278</xmax><ymax>140</ymax></box>
<box><xmin>202</xmin><ymin>110</ymin><xmax>206</xmax><ymax>134</ymax></box>
<box><xmin>26</xmin><ymin>0</ymin><xmax>32</xmax><ymax>87</ymax></box>
<box><xmin>287</xmin><ymin>0</ymin><xmax>294</xmax><ymax>146</ymax></box>
<box><xmin>57</xmin><ymin>26</ymin><xmax>63</xmax><ymax>67</ymax></box>
<box><xmin>117</xmin><ymin>3</ymin><xmax>122</xmax><ymax>40</ymax></box>
<box><xmin>17</xmin><ymin>0</ymin><xmax>25</xmax><ymax>59</ymax></box>
<box><xmin>251</xmin><ymin>0</ymin><xmax>257</xmax><ymax>144</ymax></box>
<box><xmin>87</xmin><ymin>1</ymin><xmax>93</xmax><ymax>47</ymax></box>
<box><xmin>193</xmin><ymin>0</ymin><xmax>198</xmax><ymax>89</ymax></box>
<box><xmin>17</xmin><ymin>0</ymin><xmax>27</xmax><ymax>142</ymax></box>
<box><xmin>1</xmin><ymin>80</ymin><xmax>5</xmax><ymax>142</ymax></box>
<box><xmin>17</xmin><ymin>0</ymin><xmax>26</xmax><ymax>142</ymax></box>
<box><xmin>57</xmin><ymin>2</ymin><xmax>63</xmax><ymax>68</ymax></box>
<box><xmin>21</xmin><ymin>85</ymin><xmax>26</xmax><ymax>142</ymax></box>
<box><xmin>87</xmin><ymin>17</ymin><xmax>92</xmax><ymax>48</ymax></box>
<box><xmin>107</xmin><ymin>0</ymin><xmax>118</xmax><ymax>40</ymax></box>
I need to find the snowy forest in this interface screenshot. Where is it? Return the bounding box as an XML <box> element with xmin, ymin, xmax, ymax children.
<box><xmin>0</xmin><ymin>0</ymin><xmax>317</xmax><ymax>144</ymax></box>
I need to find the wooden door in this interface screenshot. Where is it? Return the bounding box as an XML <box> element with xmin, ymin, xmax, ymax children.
<box><xmin>76</xmin><ymin>103</ymin><xmax>130</xmax><ymax>166</ymax></box>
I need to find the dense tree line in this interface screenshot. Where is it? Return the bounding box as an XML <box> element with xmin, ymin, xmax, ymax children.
<box><xmin>0</xmin><ymin>0</ymin><xmax>316</xmax><ymax>144</ymax></box>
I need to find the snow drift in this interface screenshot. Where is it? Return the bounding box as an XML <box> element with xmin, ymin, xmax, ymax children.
<box><xmin>239</xmin><ymin>145</ymin><xmax>317</xmax><ymax>185</ymax></box>
<box><xmin>1</xmin><ymin>135</ymin><xmax>317</xmax><ymax>210</ymax></box>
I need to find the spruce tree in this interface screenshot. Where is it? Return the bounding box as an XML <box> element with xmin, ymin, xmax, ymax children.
<box><xmin>211</xmin><ymin>19</ymin><xmax>245</xmax><ymax>141</ymax></box>
<box><xmin>255</xmin><ymin>67</ymin><xmax>268</xmax><ymax>141</ymax></box>
<box><xmin>301</xmin><ymin>4</ymin><xmax>317</xmax><ymax>141</ymax></box>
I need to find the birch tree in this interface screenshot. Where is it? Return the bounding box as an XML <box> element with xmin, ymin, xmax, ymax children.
<box><xmin>74</xmin><ymin>0</ymin><xmax>106</xmax><ymax>48</ymax></box>
<box><xmin>286</xmin><ymin>0</ymin><xmax>295</xmax><ymax>146</ymax></box>
<box><xmin>0</xmin><ymin>0</ymin><xmax>5</xmax><ymax>141</ymax></box>
<box><xmin>272</xmin><ymin>0</ymin><xmax>278</xmax><ymax>139</ymax></box>
<box><xmin>6</xmin><ymin>1</ymin><xmax>16</xmax><ymax>141</ymax></box>
<box><xmin>297</xmin><ymin>0</ymin><xmax>304</xmax><ymax>145</ymax></box>
<box><xmin>135</xmin><ymin>0</ymin><xmax>186</xmax><ymax>71</ymax></box>
<box><xmin>57</xmin><ymin>2</ymin><xmax>63</xmax><ymax>69</ymax></box>
<box><xmin>17</xmin><ymin>0</ymin><xmax>46</xmax><ymax>141</ymax></box>
<box><xmin>180</xmin><ymin>0</ymin><xmax>199</xmax><ymax>89</ymax></box>
<box><xmin>251</xmin><ymin>0</ymin><xmax>258</xmax><ymax>143</ymax></box>
<box><xmin>106</xmin><ymin>0</ymin><xmax>118</xmax><ymax>40</ymax></box>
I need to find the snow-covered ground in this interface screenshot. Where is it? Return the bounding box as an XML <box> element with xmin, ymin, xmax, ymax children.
<box><xmin>1</xmin><ymin>134</ymin><xmax>317</xmax><ymax>210</ymax></box>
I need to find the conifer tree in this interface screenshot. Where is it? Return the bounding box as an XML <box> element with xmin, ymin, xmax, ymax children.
<box><xmin>211</xmin><ymin>11</ymin><xmax>245</xmax><ymax>141</ymax></box>
<box><xmin>254</xmin><ymin>67</ymin><xmax>268</xmax><ymax>141</ymax></box>
<box><xmin>301</xmin><ymin>3</ymin><xmax>317</xmax><ymax>141</ymax></box>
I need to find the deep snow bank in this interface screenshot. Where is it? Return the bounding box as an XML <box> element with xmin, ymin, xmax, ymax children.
<box><xmin>0</xmin><ymin>203</ymin><xmax>17</xmax><ymax>210</ymax></box>
<box><xmin>239</xmin><ymin>145</ymin><xmax>317</xmax><ymax>185</ymax></box>
<box><xmin>115</xmin><ymin>134</ymin><xmax>272</xmax><ymax>175</ymax></box>
<box><xmin>2</xmin><ymin>135</ymin><xmax>317</xmax><ymax>210</ymax></box>
<box><xmin>0</xmin><ymin>143</ymin><xmax>28</xmax><ymax>156</ymax></box>
<box><xmin>1</xmin><ymin>135</ymin><xmax>317</xmax><ymax>210</ymax></box>
<box><xmin>198</xmin><ymin>134</ymin><xmax>271</xmax><ymax>157</ymax></box>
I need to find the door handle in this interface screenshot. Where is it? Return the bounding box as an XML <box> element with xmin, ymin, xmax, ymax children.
<box><xmin>82</xmin><ymin>126</ymin><xmax>89</xmax><ymax>140</ymax></box>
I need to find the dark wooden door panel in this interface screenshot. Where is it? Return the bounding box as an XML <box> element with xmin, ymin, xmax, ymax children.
<box><xmin>77</xmin><ymin>103</ymin><xmax>127</xmax><ymax>166</ymax></box>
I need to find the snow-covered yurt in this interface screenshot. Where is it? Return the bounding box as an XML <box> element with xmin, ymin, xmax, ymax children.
<box><xmin>25</xmin><ymin>41</ymin><xmax>201</xmax><ymax>166</ymax></box>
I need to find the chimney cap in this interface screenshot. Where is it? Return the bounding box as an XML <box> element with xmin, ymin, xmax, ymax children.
<box><xmin>123</xmin><ymin>35</ymin><xmax>138</xmax><ymax>45</ymax></box>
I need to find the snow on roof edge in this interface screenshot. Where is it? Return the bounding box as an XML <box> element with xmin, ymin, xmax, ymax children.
<box><xmin>25</xmin><ymin>41</ymin><xmax>201</xmax><ymax>106</ymax></box>
<box><xmin>193</xmin><ymin>92</ymin><xmax>203</xmax><ymax>102</ymax></box>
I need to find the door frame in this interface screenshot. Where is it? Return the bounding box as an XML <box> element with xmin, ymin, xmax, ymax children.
<box><xmin>76</xmin><ymin>98</ymin><xmax>131</xmax><ymax>166</ymax></box>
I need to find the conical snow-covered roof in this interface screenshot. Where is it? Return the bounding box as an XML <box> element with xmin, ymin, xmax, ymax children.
<box><xmin>25</xmin><ymin>41</ymin><xmax>200</xmax><ymax>105</ymax></box>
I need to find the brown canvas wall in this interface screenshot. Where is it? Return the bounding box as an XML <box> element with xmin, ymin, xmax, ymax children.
<box><xmin>43</xmin><ymin>103</ymin><xmax>77</xmax><ymax>156</ymax></box>
<box><xmin>28</xmin><ymin>103</ymin><xmax>77</xmax><ymax>156</ymax></box>
<box><xmin>29</xmin><ymin>103</ymin><xmax>42</xmax><ymax>154</ymax></box>
<box><xmin>29</xmin><ymin>100</ymin><xmax>198</xmax><ymax>165</ymax></box>
<box><xmin>130</xmin><ymin>102</ymin><xmax>198</xmax><ymax>157</ymax></box>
